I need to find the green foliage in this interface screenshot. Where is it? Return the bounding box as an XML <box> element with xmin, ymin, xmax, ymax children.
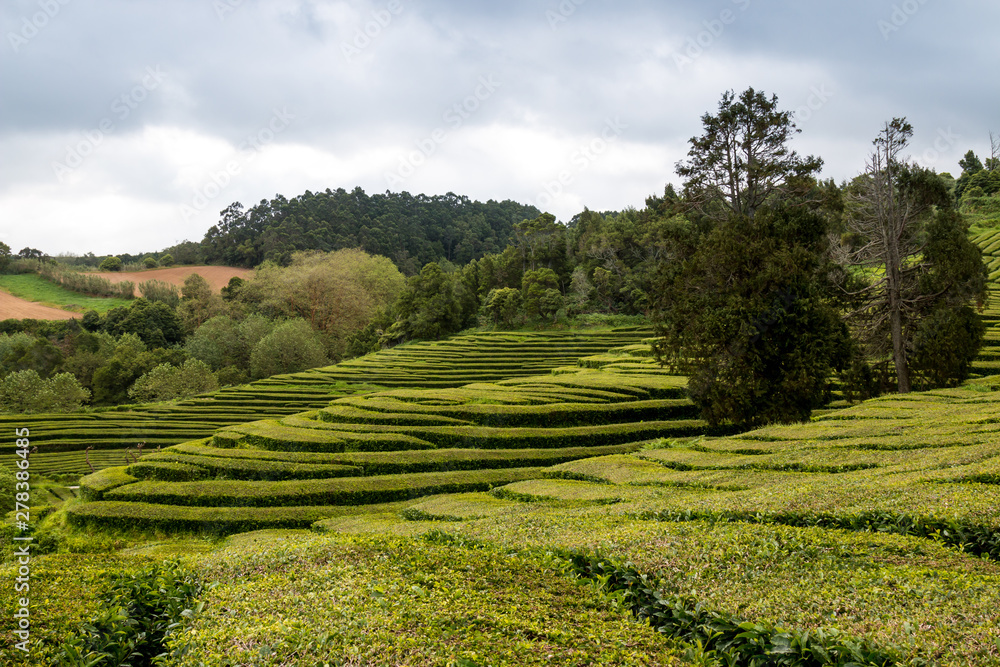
<box><xmin>128</xmin><ymin>358</ymin><xmax>220</xmax><ymax>402</ymax></box>
<box><xmin>177</xmin><ymin>273</ymin><xmax>223</xmax><ymax>334</ymax></box>
<box><xmin>159</xmin><ymin>253</ymin><xmax>175</xmax><ymax>267</ymax></box>
<box><xmin>141</xmin><ymin>256</ymin><xmax>158</xmax><ymax>269</ymax></box>
<box><xmin>56</xmin><ymin>560</ymin><xmax>204</xmax><ymax>667</ymax></box>
<box><xmin>98</xmin><ymin>256</ymin><xmax>123</xmax><ymax>272</ymax></box>
<box><xmin>655</xmin><ymin>206</ymin><xmax>850</xmax><ymax>426</ymax></box>
<box><xmin>101</xmin><ymin>298</ymin><xmax>184</xmax><ymax>348</ymax></box>
<box><xmin>0</xmin><ymin>370</ymin><xmax>90</xmax><ymax>413</ymax></box>
<box><xmin>388</xmin><ymin>262</ymin><xmax>475</xmax><ymax>341</ymax></box>
<box><xmin>235</xmin><ymin>249</ymin><xmax>405</xmax><ymax>359</ymax></box>
<box><xmin>201</xmin><ymin>189</ymin><xmax>539</xmax><ymax>269</ymax></box>
<box><xmin>90</xmin><ymin>333</ymin><xmax>187</xmax><ymax>405</ymax></box>
<box><xmin>676</xmin><ymin>87</ymin><xmax>823</xmax><ymax>220</ymax></box>
<box><xmin>909</xmin><ymin>305</ymin><xmax>985</xmax><ymax>389</ymax></box>
<box><xmin>0</xmin><ymin>462</ymin><xmax>15</xmax><ymax>513</ymax></box>
<box><xmin>138</xmin><ymin>279</ymin><xmax>180</xmax><ymax>308</ymax></box>
<box><xmin>249</xmin><ymin>319</ymin><xmax>327</xmax><ymax>379</ymax></box>
<box><xmin>481</xmin><ymin>287</ymin><xmax>522</xmax><ymax>327</ymax></box>
<box><xmin>567</xmin><ymin>553</ymin><xmax>912</xmax><ymax>667</ymax></box>
<box><xmin>160</xmin><ymin>533</ymin><xmax>685</xmax><ymax>665</ymax></box>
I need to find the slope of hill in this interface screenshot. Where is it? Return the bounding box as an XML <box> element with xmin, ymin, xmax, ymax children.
<box><xmin>2</xmin><ymin>329</ymin><xmax>656</xmax><ymax>478</ymax></box>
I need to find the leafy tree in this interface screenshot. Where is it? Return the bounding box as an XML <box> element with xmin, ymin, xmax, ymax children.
<box><xmin>184</xmin><ymin>315</ymin><xmax>244</xmax><ymax>370</ymax></box>
<box><xmin>676</xmin><ymin>87</ymin><xmax>822</xmax><ymax>221</ymax></box>
<box><xmin>842</xmin><ymin>119</ymin><xmax>987</xmax><ymax>393</ymax></box>
<box><xmin>221</xmin><ymin>276</ymin><xmax>245</xmax><ymax>302</ymax></box>
<box><xmin>387</xmin><ymin>263</ymin><xmax>475</xmax><ymax>341</ymax></box>
<box><xmin>99</xmin><ymin>256</ymin><xmax>123</xmax><ymax>272</ymax></box>
<box><xmin>521</xmin><ymin>268</ymin><xmax>560</xmax><ymax>320</ymax></box>
<box><xmin>102</xmin><ymin>299</ymin><xmax>184</xmax><ymax>348</ymax></box>
<box><xmin>128</xmin><ymin>358</ymin><xmax>219</xmax><ymax>402</ymax></box>
<box><xmin>249</xmin><ymin>319</ymin><xmax>328</xmax><ymax>379</ymax></box>
<box><xmin>177</xmin><ymin>273</ymin><xmax>223</xmax><ymax>333</ymax></box>
<box><xmin>0</xmin><ymin>370</ymin><xmax>90</xmax><ymax>413</ymax></box>
<box><xmin>142</xmin><ymin>256</ymin><xmax>158</xmax><ymax>269</ymax></box>
<box><xmin>539</xmin><ymin>288</ymin><xmax>564</xmax><ymax>323</ymax></box>
<box><xmin>654</xmin><ymin>205</ymin><xmax>851</xmax><ymax>427</ymax></box>
<box><xmin>138</xmin><ymin>279</ymin><xmax>180</xmax><ymax>308</ymax></box>
<box><xmin>159</xmin><ymin>253</ymin><xmax>175</xmax><ymax>267</ymax></box>
<box><xmin>482</xmin><ymin>288</ymin><xmax>522</xmax><ymax>328</ymax></box>
<box><xmin>0</xmin><ymin>242</ymin><xmax>11</xmax><ymax>273</ymax></box>
<box><xmin>90</xmin><ymin>334</ymin><xmax>186</xmax><ymax>405</ymax></box>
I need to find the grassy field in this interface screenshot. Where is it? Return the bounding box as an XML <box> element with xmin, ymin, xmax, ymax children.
<box><xmin>0</xmin><ymin>273</ymin><xmax>133</xmax><ymax>313</ymax></box>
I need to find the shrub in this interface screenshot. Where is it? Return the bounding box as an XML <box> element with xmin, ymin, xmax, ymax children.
<box><xmin>98</xmin><ymin>256</ymin><xmax>123</xmax><ymax>272</ymax></box>
<box><xmin>142</xmin><ymin>256</ymin><xmax>158</xmax><ymax>269</ymax></box>
<box><xmin>129</xmin><ymin>358</ymin><xmax>219</xmax><ymax>402</ymax></box>
<box><xmin>249</xmin><ymin>319</ymin><xmax>328</xmax><ymax>379</ymax></box>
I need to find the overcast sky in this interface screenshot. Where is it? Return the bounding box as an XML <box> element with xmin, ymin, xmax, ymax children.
<box><xmin>1</xmin><ymin>0</ymin><xmax>997</xmax><ymax>256</ymax></box>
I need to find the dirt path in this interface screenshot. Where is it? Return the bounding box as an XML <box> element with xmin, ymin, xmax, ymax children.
<box><xmin>90</xmin><ymin>266</ymin><xmax>253</xmax><ymax>293</ymax></box>
<box><xmin>0</xmin><ymin>290</ymin><xmax>77</xmax><ymax>320</ymax></box>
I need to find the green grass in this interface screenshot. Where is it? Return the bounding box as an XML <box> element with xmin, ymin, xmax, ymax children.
<box><xmin>0</xmin><ymin>273</ymin><xmax>132</xmax><ymax>313</ymax></box>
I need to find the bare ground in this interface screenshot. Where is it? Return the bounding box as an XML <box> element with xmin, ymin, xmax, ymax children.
<box><xmin>0</xmin><ymin>290</ymin><xmax>78</xmax><ymax>320</ymax></box>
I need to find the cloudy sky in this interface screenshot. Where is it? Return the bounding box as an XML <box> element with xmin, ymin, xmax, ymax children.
<box><xmin>2</xmin><ymin>0</ymin><xmax>997</xmax><ymax>257</ymax></box>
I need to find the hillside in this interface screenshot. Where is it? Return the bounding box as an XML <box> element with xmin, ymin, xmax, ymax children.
<box><xmin>199</xmin><ymin>187</ymin><xmax>541</xmax><ymax>272</ymax></box>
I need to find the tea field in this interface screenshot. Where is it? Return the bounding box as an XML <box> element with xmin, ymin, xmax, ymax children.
<box><xmin>3</xmin><ymin>321</ymin><xmax>1000</xmax><ymax>664</ymax></box>
<box><xmin>1</xmin><ymin>328</ymin><xmax>651</xmax><ymax>479</ymax></box>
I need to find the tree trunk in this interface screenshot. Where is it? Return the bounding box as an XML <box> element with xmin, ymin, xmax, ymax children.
<box><xmin>886</xmin><ymin>254</ymin><xmax>911</xmax><ymax>393</ymax></box>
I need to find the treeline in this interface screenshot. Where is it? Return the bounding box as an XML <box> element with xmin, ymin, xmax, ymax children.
<box><xmin>0</xmin><ymin>249</ymin><xmax>404</xmax><ymax>413</ymax></box>
<box><xmin>199</xmin><ymin>188</ymin><xmax>540</xmax><ymax>272</ymax></box>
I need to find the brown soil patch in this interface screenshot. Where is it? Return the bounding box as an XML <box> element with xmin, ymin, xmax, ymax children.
<box><xmin>0</xmin><ymin>290</ymin><xmax>77</xmax><ymax>321</ymax></box>
<box><xmin>89</xmin><ymin>266</ymin><xmax>253</xmax><ymax>293</ymax></box>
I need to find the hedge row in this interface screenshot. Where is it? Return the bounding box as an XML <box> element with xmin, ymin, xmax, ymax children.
<box><xmin>639</xmin><ymin>508</ymin><xmax>1000</xmax><ymax>561</ymax></box>
<box><xmin>215</xmin><ymin>421</ymin><xmax>436</xmax><ymax>452</ymax></box>
<box><xmin>305</xmin><ymin>419</ymin><xmax>712</xmax><ymax>449</ymax></box>
<box><xmin>103</xmin><ymin>467</ymin><xmax>547</xmax><ymax>508</ymax></box>
<box><xmin>321</xmin><ymin>397</ymin><xmax>697</xmax><ymax>427</ymax></box>
<box><xmin>79</xmin><ymin>467</ymin><xmax>139</xmax><ymax>501</ymax></box>
<box><xmin>65</xmin><ymin>501</ymin><xmax>356</xmax><ymax>533</ymax></box>
<box><xmin>137</xmin><ymin>452</ymin><xmax>362</xmax><ymax>481</ymax></box>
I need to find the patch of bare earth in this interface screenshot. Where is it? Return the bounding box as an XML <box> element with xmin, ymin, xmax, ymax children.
<box><xmin>0</xmin><ymin>290</ymin><xmax>77</xmax><ymax>320</ymax></box>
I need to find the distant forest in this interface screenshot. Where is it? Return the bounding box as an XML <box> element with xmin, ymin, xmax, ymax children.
<box><xmin>199</xmin><ymin>188</ymin><xmax>541</xmax><ymax>274</ymax></box>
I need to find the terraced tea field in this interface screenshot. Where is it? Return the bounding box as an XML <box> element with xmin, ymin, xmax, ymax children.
<box><xmin>971</xmin><ymin>229</ymin><xmax>1000</xmax><ymax>377</ymax></box>
<box><xmin>25</xmin><ymin>366</ymin><xmax>998</xmax><ymax>664</ymax></box>
<box><xmin>4</xmin><ymin>329</ymin><xmax>652</xmax><ymax>479</ymax></box>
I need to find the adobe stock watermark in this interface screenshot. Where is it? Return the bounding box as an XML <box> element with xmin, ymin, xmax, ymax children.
<box><xmin>341</xmin><ymin>0</ymin><xmax>405</xmax><ymax>63</ymax></box>
<box><xmin>793</xmin><ymin>84</ymin><xmax>834</xmax><ymax>124</ymax></box>
<box><xmin>917</xmin><ymin>127</ymin><xmax>960</xmax><ymax>168</ymax></box>
<box><xmin>878</xmin><ymin>0</ymin><xmax>931</xmax><ymax>41</ymax></box>
<box><xmin>533</xmin><ymin>117</ymin><xmax>628</xmax><ymax>210</ymax></box>
<box><xmin>213</xmin><ymin>0</ymin><xmax>245</xmax><ymax>21</ymax></box>
<box><xmin>384</xmin><ymin>75</ymin><xmax>501</xmax><ymax>188</ymax></box>
<box><xmin>180</xmin><ymin>108</ymin><xmax>294</xmax><ymax>222</ymax></box>
<box><xmin>7</xmin><ymin>0</ymin><xmax>72</xmax><ymax>53</ymax></box>
<box><xmin>673</xmin><ymin>0</ymin><xmax>751</xmax><ymax>73</ymax></box>
<box><xmin>51</xmin><ymin>66</ymin><xmax>167</xmax><ymax>183</ymax></box>
<box><xmin>546</xmin><ymin>0</ymin><xmax>586</xmax><ymax>30</ymax></box>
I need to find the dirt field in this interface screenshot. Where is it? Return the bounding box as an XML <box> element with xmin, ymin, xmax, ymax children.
<box><xmin>90</xmin><ymin>266</ymin><xmax>254</xmax><ymax>293</ymax></box>
<box><xmin>0</xmin><ymin>290</ymin><xmax>78</xmax><ymax>320</ymax></box>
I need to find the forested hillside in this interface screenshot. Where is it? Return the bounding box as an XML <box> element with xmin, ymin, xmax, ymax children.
<box><xmin>199</xmin><ymin>188</ymin><xmax>540</xmax><ymax>272</ymax></box>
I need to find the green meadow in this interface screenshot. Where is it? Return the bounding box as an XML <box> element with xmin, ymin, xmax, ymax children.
<box><xmin>0</xmin><ymin>273</ymin><xmax>133</xmax><ymax>314</ymax></box>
